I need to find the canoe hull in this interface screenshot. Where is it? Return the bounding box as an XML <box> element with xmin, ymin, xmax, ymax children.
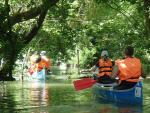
<box><xmin>93</xmin><ymin>81</ymin><xmax>143</xmax><ymax>105</ymax></box>
<box><xmin>30</xmin><ymin>69</ymin><xmax>46</xmax><ymax>81</ymax></box>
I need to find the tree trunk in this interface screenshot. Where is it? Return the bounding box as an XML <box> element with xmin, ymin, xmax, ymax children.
<box><xmin>0</xmin><ymin>33</ymin><xmax>17</xmax><ymax>80</ymax></box>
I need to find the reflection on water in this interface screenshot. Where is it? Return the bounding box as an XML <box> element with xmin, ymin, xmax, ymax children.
<box><xmin>29</xmin><ymin>81</ymin><xmax>49</xmax><ymax>108</ymax></box>
<box><xmin>93</xmin><ymin>97</ymin><xmax>143</xmax><ymax>113</ymax></box>
<box><xmin>0</xmin><ymin>79</ymin><xmax>149</xmax><ymax>113</ymax></box>
<box><xmin>117</xmin><ymin>106</ymin><xmax>142</xmax><ymax>113</ymax></box>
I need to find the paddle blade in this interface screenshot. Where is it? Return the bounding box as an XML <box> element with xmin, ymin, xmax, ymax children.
<box><xmin>73</xmin><ymin>78</ymin><xmax>96</xmax><ymax>91</ymax></box>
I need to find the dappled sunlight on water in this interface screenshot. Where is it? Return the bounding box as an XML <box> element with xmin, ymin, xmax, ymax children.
<box><xmin>142</xmin><ymin>79</ymin><xmax>150</xmax><ymax>113</ymax></box>
<box><xmin>0</xmin><ymin>79</ymin><xmax>149</xmax><ymax>113</ymax></box>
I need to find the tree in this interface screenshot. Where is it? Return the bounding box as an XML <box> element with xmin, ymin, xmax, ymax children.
<box><xmin>78</xmin><ymin>0</ymin><xmax>150</xmax><ymax>67</ymax></box>
<box><xmin>0</xmin><ymin>0</ymin><xmax>59</xmax><ymax>80</ymax></box>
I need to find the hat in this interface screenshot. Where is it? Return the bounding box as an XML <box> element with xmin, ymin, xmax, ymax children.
<box><xmin>101</xmin><ymin>50</ymin><xmax>108</xmax><ymax>57</ymax></box>
<box><xmin>40</xmin><ymin>51</ymin><xmax>46</xmax><ymax>56</ymax></box>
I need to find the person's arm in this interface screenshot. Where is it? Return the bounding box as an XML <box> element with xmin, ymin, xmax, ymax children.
<box><xmin>90</xmin><ymin>65</ymin><xmax>97</xmax><ymax>72</ymax></box>
<box><xmin>80</xmin><ymin>65</ymin><xmax>97</xmax><ymax>73</ymax></box>
<box><xmin>111</xmin><ymin>60</ymin><xmax>115</xmax><ymax>66</ymax></box>
<box><xmin>111</xmin><ymin>65</ymin><xmax>119</xmax><ymax>79</ymax></box>
<box><xmin>81</xmin><ymin>61</ymin><xmax>98</xmax><ymax>73</ymax></box>
<box><xmin>141</xmin><ymin>65</ymin><xmax>146</xmax><ymax>78</ymax></box>
<box><xmin>90</xmin><ymin>61</ymin><xmax>99</xmax><ymax>71</ymax></box>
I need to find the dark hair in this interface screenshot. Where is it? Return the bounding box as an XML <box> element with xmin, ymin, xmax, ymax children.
<box><xmin>125</xmin><ymin>46</ymin><xmax>134</xmax><ymax>56</ymax></box>
<box><xmin>35</xmin><ymin>56</ymin><xmax>41</xmax><ymax>63</ymax></box>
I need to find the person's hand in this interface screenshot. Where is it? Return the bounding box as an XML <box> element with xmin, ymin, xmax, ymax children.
<box><xmin>141</xmin><ymin>74</ymin><xmax>146</xmax><ymax>79</ymax></box>
<box><xmin>80</xmin><ymin>69</ymin><xmax>89</xmax><ymax>73</ymax></box>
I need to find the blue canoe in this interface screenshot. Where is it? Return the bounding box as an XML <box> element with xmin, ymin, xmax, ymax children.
<box><xmin>30</xmin><ymin>69</ymin><xmax>46</xmax><ymax>81</ymax></box>
<box><xmin>93</xmin><ymin>81</ymin><xmax>143</xmax><ymax>105</ymax></box>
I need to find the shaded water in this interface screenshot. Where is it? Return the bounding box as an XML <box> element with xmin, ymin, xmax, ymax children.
<box><xmin>0</xmin><ymin>79</ymin><xmax>149</xmax><ymax>113</ymax></box>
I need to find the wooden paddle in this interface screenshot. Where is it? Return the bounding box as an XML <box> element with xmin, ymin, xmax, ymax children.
<box><xmin>73</xmin><ymin>78</ymin><xmax>97</xmax><ymax>91</ymax></box>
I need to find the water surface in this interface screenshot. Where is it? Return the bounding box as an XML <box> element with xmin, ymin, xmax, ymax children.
<box><xmin>0</xmin><ymin>79</ymin><xmax>149</xmax><ymax>113</ymax></box>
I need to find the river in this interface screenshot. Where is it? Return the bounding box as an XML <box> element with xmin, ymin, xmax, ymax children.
<box><xmin>0</xmin><ymin>78</ymin><xmax>149</xmax><ymax>113</ymax></box>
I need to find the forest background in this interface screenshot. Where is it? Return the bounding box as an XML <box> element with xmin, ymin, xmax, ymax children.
<box><xmin>0</xmin><ymin>0</ymin><xmax>149</xmax><ymax>80</ymax></box>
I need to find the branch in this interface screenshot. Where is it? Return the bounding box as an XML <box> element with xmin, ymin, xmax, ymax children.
<box><xmin>23</xmin><ymin>0</ymin><xmax>60</xmax><ymax>44</ymax></box>
<box><xmin>2</xmin><ymin>5</ymin><xmax>43</xmax><ymax>32</ymax></box>
<box><xmin>10</xmin><ymin>6</ymin><xmax>43</xmax><ymax>26</ymax></box>
<box><xmin>10</xmin><ymin>0</ymin><xmax>59</xmax><ymax>25</ymax></box>
<box><xmin>113</xmin><ymin>1</ymin><xmax>145</xmax><ymax>26</ymax></box>
<box><xmin>105</xmin><ymin>2</ymin><xmax>133</xmax><ymax>24</ymax></box>
<box><xmin>3</xmin><ymin>0</ymin><xmax>59</xmax><ymax>32</ymax></box>
<box><xmin>24</xmin><ymin>8</ymin><xmax>48</xmax><ymax>44</ymax></box>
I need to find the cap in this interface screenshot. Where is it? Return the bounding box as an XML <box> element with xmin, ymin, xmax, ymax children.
<box><xmin>40</xmin><ymin>51</ymin><xmax>46</xmax><ymax>56</ymax></box>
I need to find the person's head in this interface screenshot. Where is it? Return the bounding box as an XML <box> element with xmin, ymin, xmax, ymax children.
<box><xmin>40</xmin><ymin>51</ymin><xmax>46</xmax><ymax>56</ymax></box>
<box><xmin>101</xmin><ymin>50</ymin><xmax>109</xmax><ymax>60</ymax></box>
<box><xmin>35</xmin><ymin>55</ymin><xmax>41</xmax><ymax>63</ymax></box>
<box><xmin>30</xmin><ymin>54</ymin><xmax>41</xmax><ymax>63</ymax></box>
<box><xmin>124</xmin><ymin>46</ymin><xmax>134</xmax><ymax>57</ymax></box>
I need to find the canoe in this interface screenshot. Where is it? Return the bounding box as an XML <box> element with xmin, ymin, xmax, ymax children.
<box><xmin>93</xmin><ymin>81</ymin><xmax>143</xmax><ymax>105</ymax></box>
<box><xmin>29</xmin><ymin>69</ymin><xmax>46</xmax><ymax>81</ymax></box>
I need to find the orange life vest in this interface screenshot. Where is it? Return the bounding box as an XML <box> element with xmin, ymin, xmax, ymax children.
<box><xmin>41</xmin><ymin>56</ymin><xmax>51</xmax><ymax>69</ymax></box>
<box><xmin>37</xmin><ymin>58</ymin><xmax>50</xmax><ymax>71</ymax></box>
<box><xmin>117</xmin><ymin>57</ymin><xmax>141</xmax><ymax>82</ymax></box>
<box><xmin>98</xmin><ymin>59</ymin><xmax>113</xmax><ymax>77</ymax></box>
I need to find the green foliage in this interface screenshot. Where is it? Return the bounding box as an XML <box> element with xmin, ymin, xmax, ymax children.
<box><xmin>23</xmin><ymin>0</ymin><xmax>81</xmax><ymax>62</ymax></box>
<box><xmin>0</xmin><ymin>0</ymin><xmax>149</xmax><ymax>74</ymax></box>
<box><xmin>0</xmin><ymin>3</ymin><xmax>6</xmax><ymax>23</ymax></box>
<box><xmin>76</xmin><ymin>0</ymin><xmax>149</xmax><ymax>66</ymax></box>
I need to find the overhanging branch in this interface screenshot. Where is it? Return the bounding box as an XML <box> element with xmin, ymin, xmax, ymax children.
<box><xmin>24</xmin><ymin>9</ymin><xmax>48</xmax><ymax>44</ymax></box>
<box><xmin>23</xmin><ymin>0</ymin><xmax>60</xmax><ymax>44</ymax></box>
<box><xmin>3</xmin><ymin>0</ymin><xmax>59</xmax><ymax>32</ymax></box>
<box><xmin>2</xmin><ymin>5</ymin><xmax>43</xmax><ymax>32</ymax></box>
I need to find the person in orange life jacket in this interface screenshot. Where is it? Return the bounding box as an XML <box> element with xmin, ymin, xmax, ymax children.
<box><xmin>111</xmin><ymin>46</ymin><xmax>146</xmax><ymax>90</ymax></box>
<box><xmin>37</xmin><ymin>51</ymin><xmax>51</xmax><ymax>74</ymax></box>
<box><xmin>91</xmin><ymin>50</ymin><xmax>116</xmax><ymax>84</ymax></box>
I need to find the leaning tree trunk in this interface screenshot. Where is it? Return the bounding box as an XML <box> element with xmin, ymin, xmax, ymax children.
<box><xmin>0</xmin><ymin>54</ymin><xmax>16</xmax><ymax>81</ymax></box>
<box><xmin>0</xmin><ymin>0</ymin><xmax>17</xmax><ymax>80</ymax></box>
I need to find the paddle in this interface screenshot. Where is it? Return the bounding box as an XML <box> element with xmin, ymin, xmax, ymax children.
<box><xmin>73</xmin><ymin>78</ymin><xmax>97</xmax><ymax>91</ymax></box>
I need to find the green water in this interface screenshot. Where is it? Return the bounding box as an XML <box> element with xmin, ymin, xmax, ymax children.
<box><xmin>0</xmin><ymin>79</ymin><xmax>149</xmax><ymax>113</ymax></box>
